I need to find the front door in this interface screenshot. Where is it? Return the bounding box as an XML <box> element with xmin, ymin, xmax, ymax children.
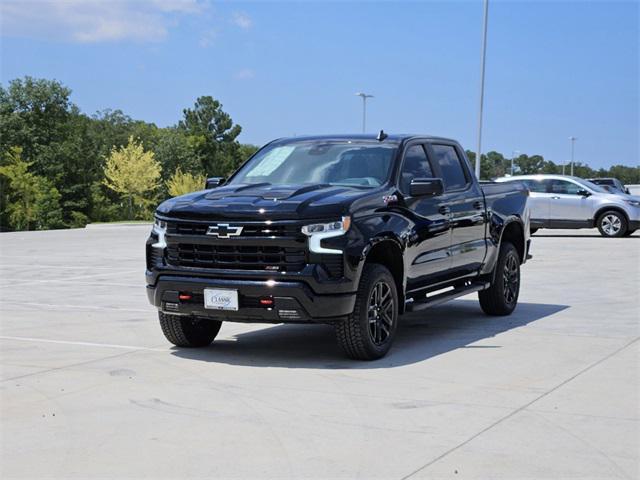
<box><xmin>397</xmin><ymin>143</ymin><xmax>452</xmax><ymax>292</ymax></box>
<box><xmin>545</xmin><ymin>179</ymin><xmax>593</xmax><ymax>224</ymax></box>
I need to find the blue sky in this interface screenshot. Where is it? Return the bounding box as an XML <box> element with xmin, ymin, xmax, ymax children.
<box><xmin>1</xmin><ymin>0</ymin><xmax>638</xmax><ymax>169</ymax></box>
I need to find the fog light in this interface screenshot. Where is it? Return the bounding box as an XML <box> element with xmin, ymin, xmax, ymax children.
<box><xmin>259</xmin><ymin>297</ymin><xmax>274</xmax><ymax>306</ymax></box>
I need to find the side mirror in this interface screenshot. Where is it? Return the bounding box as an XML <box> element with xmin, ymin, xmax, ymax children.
<box><xmin>410</xmin><ymin>178</ymin><xmax>444</xmax><ymax>197</ymax></box>
<box><xmin>577</xmin><ymin>189</ymin><xmax>591</xmax><ymax>197</ymax></box>
<box><xmin>205</xmin><ymin>177</ymin><xmax>225</xmax><ymax>189</ymax></box>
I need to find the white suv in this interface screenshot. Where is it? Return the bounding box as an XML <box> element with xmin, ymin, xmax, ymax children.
<box><xmin>495</xmin><ymin>174</ymin><xmax>640</xmax><ymax>237</ymax></box>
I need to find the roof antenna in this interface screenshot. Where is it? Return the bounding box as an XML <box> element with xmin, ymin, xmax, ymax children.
<box><xmin>377</xmin><ymin>129</ymin><xmax>388</xmax><ymax>142</ymax></box>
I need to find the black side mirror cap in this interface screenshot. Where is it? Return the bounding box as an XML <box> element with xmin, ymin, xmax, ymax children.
<box><xmin>577</xmin><ymin>189</ymin><xmax>591</xmax><ymax>197</ymax></box>
<box><xmin>205</xmin><ymin>177</ymin><xmax>226</xmax><ymax>189</ymax></box>
<box><xmin>410</xmin><ymin>178</ymin><xmax>444</xmax><ymax>197</ymax></box>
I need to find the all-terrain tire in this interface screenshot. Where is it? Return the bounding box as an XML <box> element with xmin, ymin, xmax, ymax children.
<box><xmin>158</xmin><ymin>312</ymin><xmax>222</xmax><ymax>347</ymax></box>
<box><xmin>478</xmin><ymin>242</ymin><xmax>520</xmax><ymax>316</ymax></box>
<box><xmin>336</xmin><ymin>264</ymin><xmax>398</xmax><ymax>360</ymax></box>
<box><xmin>596</xmin><ymin>210</ymin><xmax>628</xmax><ymax>237</ymax></box>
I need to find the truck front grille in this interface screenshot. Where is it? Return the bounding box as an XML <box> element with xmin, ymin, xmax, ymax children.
<box><xmin>167</xmin><ymin>221</ymin><xmax>299</xmax><ymax>238</ymax></box>
<box><xmin>166</xmin><ymin>244</ymin><xmax>306</xmax><ymax>272</ymax></box>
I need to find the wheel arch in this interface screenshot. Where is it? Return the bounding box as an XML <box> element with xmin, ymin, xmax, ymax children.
<box><xmin>593</xmin><ymin>205</ymin><xmax>629</xmax><ymax>224</ymax></box>
<box><xmin>498</xmin><ymin>217</ymin><xmax>526</xmax><ymax>264</ymax></box>
<box><xmin>361</xmin><ymin>236</ymin><xmax>405</xmax><ymax>313</ymax></box>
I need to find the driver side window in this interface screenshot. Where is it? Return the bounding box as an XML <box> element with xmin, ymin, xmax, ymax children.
<box><xmin>546</xmin><ymin>179</ymin><xmax>583</xmax><ymax>195</ymax></box>
<box><xmin>400</xmin><ymin>145</ymin><xmax>433</xmax><ymax>194</ymax></box>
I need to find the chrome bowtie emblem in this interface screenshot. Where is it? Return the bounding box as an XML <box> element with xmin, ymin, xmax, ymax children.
<box><xmin>206</xmin><ymin>224</ymin><xmax>243</xmax><ymax>238</ymax></box>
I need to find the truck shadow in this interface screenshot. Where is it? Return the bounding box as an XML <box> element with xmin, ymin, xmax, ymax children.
<box><xmin>535</xmin><ymin>234</ymin><xmax>638</xmax><ymax>239</ymax></box>
<box><xmin>170</xmin><ymin>300</ymin><xmax>568</xmax><ymax>369</ymax></box>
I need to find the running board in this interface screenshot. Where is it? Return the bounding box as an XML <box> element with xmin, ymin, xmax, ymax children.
<box><xmin>405</xmin><ymin>282</ymin><xmax>490</xmax><ymax>312</ymax></box>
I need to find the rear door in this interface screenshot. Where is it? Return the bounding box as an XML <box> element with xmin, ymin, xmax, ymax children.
<box><xmin>397</xmin><ymin>143</ymin><xmax>452</xmax><ymax>292</ymax></box>
<box><xmin>427</xmin><ymin>142</ymin><xmax>487</xmax><ymax>276</ymax></box>
<box><xmin>520</xmin><ymin>179</ymin><xmax>551</xmax><ymax>227</ymax></box>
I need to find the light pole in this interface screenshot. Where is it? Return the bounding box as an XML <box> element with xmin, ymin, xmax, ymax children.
<box><xmin>568</xmin><ymin>136</ymin><xmax>577</xmax><ymax>176</ymax></box>
<box><xmin>475</xmin><ymin>0</ymin><xmax>489</xmax><ymax>179</ymax></box>
<box><xmin>511</xmin><ymin>150</ymin><xmax>520</xmax><ymax>176</ymax></box>
<box><xmin>355</xmin><ymin>92</ymin><xmax>374</xmax><ymax>133</ymax></box>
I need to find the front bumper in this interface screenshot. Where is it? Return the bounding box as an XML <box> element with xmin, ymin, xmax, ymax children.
<box><xmin>146</xmin><ymin>275</ymin><xmax>357</xmax><ymax>324</ymax></box>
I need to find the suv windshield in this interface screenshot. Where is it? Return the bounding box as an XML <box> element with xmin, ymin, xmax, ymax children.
<box><xmin>229</xmin><ymin>141</ymin><xmax>397</xmax><ymax>188</ymax></box>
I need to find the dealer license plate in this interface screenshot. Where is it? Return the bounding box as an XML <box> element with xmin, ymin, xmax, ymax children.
<box><xmin>203</xmin><ymin>288</ymin><xmax>239</xmax><ymax>311</ymax></box>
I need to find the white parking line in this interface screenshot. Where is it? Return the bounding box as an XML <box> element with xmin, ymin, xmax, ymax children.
<box><xmin>0</xmin><ymin>335</ymin><xmax>165</xmax><ymax>351</ymax></box>
<box><xmin>0</xmin><ymin>301</ymin><xmax>151</xmax><ymax>312</ymax></box>
<box><xmin>2</xmin><ymin>269</ymin><xmax>141</xmax><ymax>287</ymax></box>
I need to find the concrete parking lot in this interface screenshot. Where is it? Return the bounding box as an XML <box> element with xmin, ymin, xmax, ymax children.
<box><xmin>0</xmin><ymin>225</ymin><xmax>638</xmax><ymax>479</ymax></box>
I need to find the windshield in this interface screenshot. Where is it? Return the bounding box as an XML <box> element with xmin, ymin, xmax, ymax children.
<box><xmin>229</xmin><ymin>141</ymin><xmax>398</xmax><ymax>188</ymax></box>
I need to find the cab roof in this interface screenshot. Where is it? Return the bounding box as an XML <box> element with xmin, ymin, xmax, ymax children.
<box><xmin>271</xmin><ymin>134</ymin><xmax>458</xmax><ymax>145</ymax></box>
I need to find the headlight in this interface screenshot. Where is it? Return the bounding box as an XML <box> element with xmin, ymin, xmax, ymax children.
<box><xmin>624</xmin><ymin>200</ymin><xmax>640</xmax><ymax>207</ymax></box>
<box><xmin>302</xmin><ymin>216</ymin><xmax>351</xmax><ymax>254</ymax></box>
<box><xmin>152</xmin><ymin>218</ymin><xmax>167</xmax><ymax>248</ymax></box>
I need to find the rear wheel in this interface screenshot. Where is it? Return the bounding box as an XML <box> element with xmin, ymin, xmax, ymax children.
<box><xmin>336</xmin><ymin>264</ymin><xmax>398</xmax><ymax>360</ymax></box>
<box><xmin>597</xmin><ymin>210</ymin><xmax>628</xmax><ymax>237</ymax></box>
<box><xmin>159</xmin><ymin>312</ymin><xmax>222</xmax><ymax>347</ymax></box>
<box><xmin>478</xmin><ymin>242</ymin><xmax>520</xmax><ymax>316</ymax></box>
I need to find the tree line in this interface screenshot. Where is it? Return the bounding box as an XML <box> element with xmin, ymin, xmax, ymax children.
<box><xmin>467</xmin><ymin>151</ymin><xmax>639</xmax><ymax>185</ymax></box>
<box><xmin>1</xmin><ymin>76</ymin><xmax>638</xmax><ymax>232</ymax></box>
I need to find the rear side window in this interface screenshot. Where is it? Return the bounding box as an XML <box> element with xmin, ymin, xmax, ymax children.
<box><xmin>431</xmin><ymin>144</ymin><xmax>468</xmax><ymax>190</ymax></box>
<box><xmin>522</xmin><ymin>180</ymin><xmax>546</xmax><ymax>193</ymax></box>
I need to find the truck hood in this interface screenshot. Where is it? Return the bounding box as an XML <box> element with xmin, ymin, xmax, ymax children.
<box><xmin>156</xmin><ymin>183</ymin><xmax>380</xmax><ymax>221</ymax></box>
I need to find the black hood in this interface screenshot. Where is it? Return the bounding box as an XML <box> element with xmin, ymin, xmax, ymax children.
<box><xmin>156</xmin><ymin>183</ymin><xmax>380</xmax><ymax>221</ymax></box>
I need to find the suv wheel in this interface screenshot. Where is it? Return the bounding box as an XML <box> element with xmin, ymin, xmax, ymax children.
<box><xmin>597</xmin><ymin>210</ymin><xmax>628</xmax><ymax>237</ymax></box>
<box><xmin>478</xmin><ymin>242</ymin><xmax>520</xmax><ymax>316</ymax></box>
<box><xmin>159</xmin><ymin>312</ymin><xmax>222</xmax><ymax>347</ymax></box>
<box><xmin>336</xmin><ymin>264</ymin><xmax>398</xmax><ymax>360</ymax></box>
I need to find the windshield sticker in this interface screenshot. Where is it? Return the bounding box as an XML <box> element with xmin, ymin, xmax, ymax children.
<box><xmin>246</xmin><ymin>146</ymin><xmax>295</xmax><ymax>177</ymax></box>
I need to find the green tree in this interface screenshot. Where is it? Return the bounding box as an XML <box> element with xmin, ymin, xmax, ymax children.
<box><xmin>103</xmin><ymin>137</ymin><xmax>162</xmax><ymax>219</ymax></box>
<box><xmin>0</xmin><ymin>147</ymin><xmax>63</xmax><ymax>230</ymax></box>
<box><xmin>178</xmin><ymin>96</ymin><xmax>242</xmax><ymax>175</ymax></box>
<box><xmin>166</xmin><ymin>168</ymin><xmax>206</xmax><ymax>197</ymax></box>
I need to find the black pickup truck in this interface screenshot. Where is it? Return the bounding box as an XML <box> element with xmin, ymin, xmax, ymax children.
<box><xmin>146</xmin><ymin>134</ymin><xmax>530</xmax><ymax>360</ymax></box>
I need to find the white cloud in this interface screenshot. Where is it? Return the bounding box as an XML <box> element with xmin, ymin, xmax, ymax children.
<box><xmin>234</xmin><ymin>68</ymin><xmax>255</xmax><ymax>80</ymax></box>
<box><xmin>231</xmin><ymin>11</ymin><xmax>253</xmax><ymax>30</ymax></box>
<box><xmin>0</xmin><ymin>0</ymin><xmax>208</xmax><ymax>43</ymax></box>
<box><xmin>199</xmin><ymin>28</ymin><xmax>217</xmax><ymax>48</ymax></box>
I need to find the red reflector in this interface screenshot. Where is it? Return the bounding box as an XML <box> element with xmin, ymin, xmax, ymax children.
<box><xmin>259</xmin><ymin>298</ymin><xmax>274</xmax><ymax>306</ymax></box>
<box><xmin>179</xmin><ymin>294</ymin><xmax>192</xmax><ymax>301</ymax></box>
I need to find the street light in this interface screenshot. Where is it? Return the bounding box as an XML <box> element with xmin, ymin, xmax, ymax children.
<box><xmin>568</xmin><ymin>136</ymin><xmax>577</xmax><ymax>176</ymax></box>
<box><xmin>511</xmin><ymin>150</ymin><xmax>520</xmax><ymax>176</ymax></box>
<box><xmin>475</xmin><ymin>0</ymin><xmax>490</xmax><ymax>179</ymax></box>
<box><xmin>355</xmin><ymin>92</ymin><xmax>374</xmax><ymax>133</ymax></box>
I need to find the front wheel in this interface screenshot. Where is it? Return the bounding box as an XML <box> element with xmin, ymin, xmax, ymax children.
<box><xmin>159</xmin><ymin>312</ymin><xmax>222</xmax><ymax>347</ymax></box>
<box><xmin>478</xmin><ymin>242</ymin><xmax>520</xmax><ymax>316</ymax></box>
<box><xmin>597</xmin><ymin>210</ymin><xmax>628</xmax><ymax>237</ymax></box>
<box><xmin>336</xmin><ymin>264</ymin><xmax>398</xmax><ymax>360</ymax></box>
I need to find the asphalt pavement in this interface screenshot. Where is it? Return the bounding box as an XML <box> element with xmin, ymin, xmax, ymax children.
<box><xmin>1</xmin><ymin>225</ymin><xmax>638</xmax><ymax>479</ymax></box>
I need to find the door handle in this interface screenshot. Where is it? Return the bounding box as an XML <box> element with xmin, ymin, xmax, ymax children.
<box><xmin>473</xmin><ymin>201</ymin><xmax>483</xmax><ymax>210</ymax></box>
<box><xmin>438</xmin><ymin>206</ymin><xmax>451</xmax><ymax>215</ymax></box>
